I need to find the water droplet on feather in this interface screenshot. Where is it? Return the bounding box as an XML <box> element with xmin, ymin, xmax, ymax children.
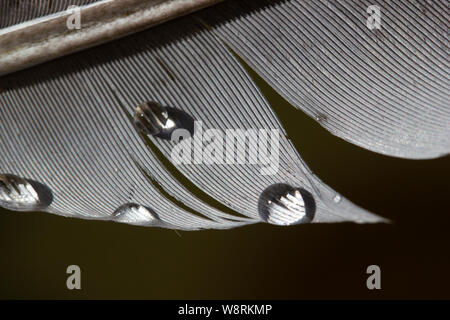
<box><xmin>333</xmin><ymin>194</ymin><xmax>342</xmax><ymax>203</ymax></box>
<box><xmin>133</xmin><ymin>102</ymin><xmax>194</xmax><ymax>140</ymax></box>
<box><xmin>113</xmin><ymin>203</ymin><xmax>160</xmax><ymax>225</ymax></box>
<box><xmin>258</xmin><ymin>183</ymin><xmax>315</xmax><ymax>225</ymax></box>
<box><xmin>0</xmin><ymin>174</ymin><xmax>52</xmax><ymax>211</ymax></box>
<box><xmin>133</xmin><ymin>101</ymin><xmax>170</xmax><ymax>136</ymax></box>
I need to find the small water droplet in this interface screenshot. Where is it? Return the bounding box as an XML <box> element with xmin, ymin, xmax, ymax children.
<box><xmin>333</xmin><ymin>194</ymin><xmax>342</xmax><ymax>203</ymax></box>
<box><xmin>0</xmin><ymin>174</ymin><xmax>53</xmax><ymax>211</ymax></box>
<box><xmin>133</xmin><ymin>102</ymin><xmax>194</xmax><ymax>140</ymax></box>
<box><xmin>133</xmin><ymin>101</ymin><xmax>171</xmax><ymax>136</ymax></box>
<box><xmin>258</xmin><ymin>184</ymin><xmax>315</xmax><ymax>225</ymax></box>
<box><xmin>315</xmin><ymin>113</ymin><xmax>328</xmax><ymax>123</ymax></box>
<box><xmin>112</xmin><ymin>203</ymin><xmax>160</xmax><ymax>226</ymax></box>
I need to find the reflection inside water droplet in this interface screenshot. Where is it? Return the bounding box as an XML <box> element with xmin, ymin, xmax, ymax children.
<box><xmin>112</xmin><ymin>203</ymin><xmax>160</xmax><ymax>226</ymax></box>
<box><xmin>133</xmin><ymin>101</ymin><xmax>170</xmax><ymax>136</ymax></box>
<box><xmin>258</xmin><ymin>183</ymin><xmax>315</xmax><ymax>225</ymax></box>
<box><xmin>133</xmin><ymin>101</ymin><xmax>194</xmax><ymax>140</ymax></box>
<box><xmin>0</xmin><ymin>174</ymin><xmax>53</xmax><ymax>211</ymax></box>
<box><xmin>333</xmin><ymin>194</ymin><xmax>342</xmax><ymax>203</ymax></box>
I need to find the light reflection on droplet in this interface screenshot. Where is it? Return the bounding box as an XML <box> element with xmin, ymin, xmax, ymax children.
<box><xmin>112</xmin><ymin>203</ymin><xmax>160</xmax><ymax>226</ymax></box>
<box><xmin>133</xmin><ymin>102</ymin><xmax>195</xmax><ymax>141</ymax></box>
<box><xmin>0</xmin><ymin>174</ymin><xmax>52</xmax><ymax>211</ymax></box>
<box><xmin>333</xmin><ymin>194</ymin><xmax>342</xmax><ymax>203</ymax></box>
<box><xmin>258</xmin><ymin>183</ymin><xmax>315</xmax><ymax>225</ymax></box>
<box><xmin>133</xmin><ymin>101</ymin><xmax>171</xmax><ymax>136</ymax></box>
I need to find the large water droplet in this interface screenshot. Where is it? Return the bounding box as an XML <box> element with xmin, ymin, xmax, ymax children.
<box><xmin>133</xmin><ymin>102</ymin><xmax>194</xmax><ymax>140</ymax></box>
<box><xmin>112</xmin><ymin>203</ymin><xmax>160</xmax><ymax>226</ymax></box>
<box><xmin>0</xmin><ymin>174</ymin><xmax>53</xmax><ymax>211</ymax></box>
<box><xmin>258</xmin><ymin>184</ymin><xmax>315</xmax><ymax>225</ymax></box>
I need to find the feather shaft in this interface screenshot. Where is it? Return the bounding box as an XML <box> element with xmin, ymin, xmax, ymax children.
<box><xmin>0</xmin><ymin>0</ymin><xmax>223</xmax><ymax>76</ymax></box>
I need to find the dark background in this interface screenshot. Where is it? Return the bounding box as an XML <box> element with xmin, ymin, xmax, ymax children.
<box><xmin>1</xmin><ymin>57</ymin><xmax>449</xmax><ymax>300</ymax></box>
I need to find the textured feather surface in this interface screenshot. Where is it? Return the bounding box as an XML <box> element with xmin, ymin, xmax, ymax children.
<box><xmin>3</xmin><ymin>0</ymin><xmax>447</xmax><ymax>229</ymax></box>
<box><xmin>0</xmin><ymin>13</ymin><xmax>383</xmax><ymax>229</ymax></box>
<box><xmin>199</xmin><ymin>0</ymin><xmax>450</xmax><ymax>159</ymax></box>
<box><xmin>1</xmin><ymin>0</ymin><xmax>448</xmax><ymax>159</ymax></box>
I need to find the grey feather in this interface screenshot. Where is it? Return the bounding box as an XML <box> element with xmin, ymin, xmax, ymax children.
<box><xmin>3</xmin><ymin>0</ymin><xmax>446</xmax><ymax>229</ymax></box>
<box><xmin>199</xmin><ymin>0</ymin><xmax>450</xmax><ymax>159</ymax></box>
<box><xmin>0</xmin><ymin>13</ymin><xmax>384</xmax><ymax>228</ymax></box>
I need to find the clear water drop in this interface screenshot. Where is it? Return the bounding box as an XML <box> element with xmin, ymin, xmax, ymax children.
<box><xmin>133</xmin><ymin>101</ymin><xmax>171</xmax><ymax>136</ymax></box>
<box><xmin>0</xmin><ymin>174</ymin><xmax>52</xmax><ymax>211</ymax></box>
<box><xmin>258</xmin><ymin>183</ymin><xmax>315</xmax><ymax>225</ymax></box>
<box><xmin>112</xmin><ymin>203</ymin><xmax>160</xmax><ymax>226</ymax></box>
<box><xmin>133</xmin><ymin>102</ymin><xmax>194</xmax><ymax>140</ymax></box>
<box><xmin>333</xmin><ymin>194</ymin><xmax>342</xmax><ymax>203</ymax></box>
